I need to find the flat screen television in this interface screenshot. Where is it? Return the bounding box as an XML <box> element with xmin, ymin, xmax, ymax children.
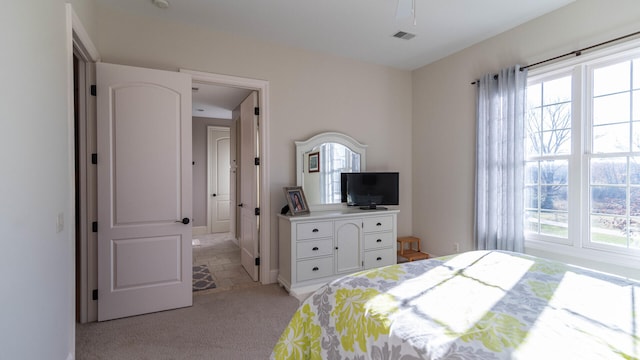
<box><xmin>341</xmin><ymin>172</ymin><xmax>399</xmax><ymax>210</ymax></box>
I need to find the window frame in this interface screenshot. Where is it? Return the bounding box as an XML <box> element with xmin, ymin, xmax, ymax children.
<box><xmin>524</xmin><ymin>38</ymin><xmax>640</xmax><ymax>269</ymax></box>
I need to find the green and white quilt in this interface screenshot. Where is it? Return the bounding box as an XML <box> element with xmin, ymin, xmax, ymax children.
<box><xmin>271</xmin><ymin>250</ymin><xmax>640</xmax><ymax>359</ymax></box>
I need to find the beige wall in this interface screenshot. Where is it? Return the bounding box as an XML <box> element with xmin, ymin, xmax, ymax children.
<box><xmin>0</xmin><ymin>1</ymin><xmax>96</xmax><ymax>358</ymax></box>
<box><xmin>95</xmin><ymin>4</ymin><xmax>413</xmax><ymax>272</ymax></box>
<box><xmin>412</xmin><ymin>0</ymin><xmax>640</xmax><ymax>273</ymax></box>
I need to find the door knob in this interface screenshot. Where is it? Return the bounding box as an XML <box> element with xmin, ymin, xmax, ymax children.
<box><xmin>212</xmin><ymin>193</ymin><xmax>217</xmax><ymax>197</ymax></box>
<box><xmin>176</xmin><ymin>217</ymin><xmax>190</xmax><ymax>225</ymax></box>
<box><xmin>238</xmin><ymin>203</ymin><xmax>244</xmax><ymax>207</ymax></box>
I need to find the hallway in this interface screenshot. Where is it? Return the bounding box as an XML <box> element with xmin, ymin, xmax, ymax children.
<box><xmin>192</xmin><ymin>232</ymin><xmax>257</xmax><ymax>294</ymax></box>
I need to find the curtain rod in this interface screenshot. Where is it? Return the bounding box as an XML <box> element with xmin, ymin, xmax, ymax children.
<box><xmin>471</xmin><ymin>29</ymin><xmax>640</xmax><ymax>85</ymax></box>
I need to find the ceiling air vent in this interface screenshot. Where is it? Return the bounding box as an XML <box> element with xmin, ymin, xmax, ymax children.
<box><xmin>392</xmin><ymin>31</ymin><xmax>416</xmax><ymax>40</ymax></box>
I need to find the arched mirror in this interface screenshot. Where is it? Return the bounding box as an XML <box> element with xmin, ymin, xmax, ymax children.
<box><xmin>296</xmin><ymin>132</ymin><xmax>367</xmax><ymax>210</ymax></box>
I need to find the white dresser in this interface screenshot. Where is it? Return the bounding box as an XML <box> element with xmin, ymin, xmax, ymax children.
<box><xmin>278</xmin><ymin>209</ymin><xmax>399</xmax><ymax>297</ymax></box>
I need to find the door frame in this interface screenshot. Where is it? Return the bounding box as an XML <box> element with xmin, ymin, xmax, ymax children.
<box><xmin>182</xmin><ymin>69</ymin><xmax>272</xmax><ymax>285</ymax></box>
<box><xmin>67</xmin><ymin>4</ymin><xmax>100</xmax><ymax>324</ymax></box>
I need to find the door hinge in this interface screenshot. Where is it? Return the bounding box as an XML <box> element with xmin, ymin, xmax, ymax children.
<box><xmin>254</xmin><ymin>207</ymin><xmax>260</xmax><ymax>216</ymax></box>
<box><xmin>90</xmin><ymin>85</ymin><xmax>96</xmax><ymax>97</ymax></box>
<box><xmin>255</xmin><ymin>257</ymin><xmax>260</xmax><ymax>266</ymax></box>
<box><xmin>91</xmin><ymin>153</ymin><xmax>97</xmax><ymax>165</ymax></box>
<box><xmin>254</xmin><ymin>107</ymin><xmax>260</xmax><ymax>116</ymax></box>
<box><xmin>92</xmin><ymin>222</ymin><xmax>98</xmax><ymax>233</ymax></box>
<box><xmin>92</xmin><ymin>289</ymin><xmax>98</xmax><ymax>301</ymax></box>
<box><xmin>254</xmin><ymin>157</ymin><xmax>260</xmax><ymax>166</ymax></box>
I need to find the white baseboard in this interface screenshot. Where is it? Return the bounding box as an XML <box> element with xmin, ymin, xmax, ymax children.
<box><xmin>192</xmin><ymin>226</ymin><xmax>208</xmax><ymax>236</ymax></box>
<box><xmin>267</xmin><ymin>269</ymin><xmax>279</xmax><ymax>285</ymax></box>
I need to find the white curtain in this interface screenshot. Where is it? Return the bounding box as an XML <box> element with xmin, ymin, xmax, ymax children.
<box><xmin>475</xmin><ymin>65</ymin><xmax>528</xmax><ymax>252</ymax></box>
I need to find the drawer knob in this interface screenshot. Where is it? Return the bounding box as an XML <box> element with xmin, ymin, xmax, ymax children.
<box><xmin>376</xmin><ymin>239</ymin><xmax>382</xmax><ymax>243</ymax></box>
<box><xmin>376</xmin><ymin>257</ymin><xmax>382</xmax><ymax>261</ymax></box>
<box><xmin>376</xmin><ymin>222</ymin><xmax>382</xmax><ymax>226</ymax></box>
<box><xmin>312</xmin><ymin>228</ymin><xmax>319</xmax><ymax>233</ymax></box>
<box><xmin>312</xmin><ymin>266</ymin><xmax>319</xmax><ymax>271</ymax></box>
<box><xmin>312</xmin><ymin>247</ymin><xmax>319</xmax><ymax>251</ymax></box>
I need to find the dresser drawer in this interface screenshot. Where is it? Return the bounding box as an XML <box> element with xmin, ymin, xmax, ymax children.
<box><xmin>364</xmin><ymin>248</ymin><xmax>395</xmax><ymax>269</ymax></box>
<box><xmin>296</xmin><ymin>221</ymin><xmax>333</xmax><ymax>240</ymax></box>
<box><xmin>297</xmin><ymin>257</ymin><xmax>334</xmax><ymax>282</ymax></box>
<box><xmin>296</xmin><ymin>239</ymin><xmax>333</xmax><ymax>259</ymax></box>
<box><xmin>362</xmin><ymin>215</ymin><xmax>393</xmax><ymax>233</ymax></box>
<box><xmin>364</xmin><ymin>232</ymin><xmax>393</xmax><ymax>250</ymax></box>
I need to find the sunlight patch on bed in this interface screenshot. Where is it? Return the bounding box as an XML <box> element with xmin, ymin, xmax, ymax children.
<box><xmin>514</xmin><ymin>272</ymin><xmax>640</xmax><ymax>358</ymax></box>
<box><xmin>387</xmin><ymin>251</ymin><xmax>534</xmax><ymax>335</ymax></box>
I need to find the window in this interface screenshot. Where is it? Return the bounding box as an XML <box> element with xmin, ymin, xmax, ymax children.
<box><xmin>524</xmin><ymin>40</ymin><xmax>640</xmax><ymax>263</ymax></box>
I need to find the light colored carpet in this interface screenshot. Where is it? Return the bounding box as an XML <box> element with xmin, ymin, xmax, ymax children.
<box><xmin>75</xmin><ymin>284</ymin><xmax>299</xmax><ymax>360</ymax></box>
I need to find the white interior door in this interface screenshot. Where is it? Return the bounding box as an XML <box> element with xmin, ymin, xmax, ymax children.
<box><xmin>96</xmin><ymin>62</ymin><xmax>192</xmax><ymax>321</ymax></box>
<box><xmin>208</xmin><ymin>126</ymin><xmax>231</xmax><ymax>233</ymax></box>
<box><xmin>239</xmin><ymin>92</ymin><xmax>259</xmax><ymax>281</ymax></box>
<box><xmin>230</xmin><ymin>116</ymin><xmax>238</xmax><ymax>238</ymax></box>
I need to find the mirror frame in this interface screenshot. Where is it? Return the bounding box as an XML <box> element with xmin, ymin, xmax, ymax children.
<box><xmin>295</xmin><ymin>132</ymin><xmax>367</xmax><ymax>211</ymax></box>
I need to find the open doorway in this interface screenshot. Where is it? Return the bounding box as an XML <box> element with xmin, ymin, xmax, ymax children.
<box><xmin>190</xmin><ymin>84</ymin><xmax>257</xmax><ymax>292</ymax></box>
<box><xmin>73</xmin><ymin>62</ymin><xmax>272</xmax><ymax>321</ymax></box>
<box><xmin>69</xmin><ymin>2</ymin><xmax>272</xmax><ymax>324</ymax></box>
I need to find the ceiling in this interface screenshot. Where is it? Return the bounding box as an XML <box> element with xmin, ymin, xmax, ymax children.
<box><xmin>96</xmin><ymin>0</ymin><xmax>575</xmax><ymax>118</ymax></box>
<box><xmin>191</xmin><ymin>84</ymin><xmax>251</xmax><ymax>120</ymax></box>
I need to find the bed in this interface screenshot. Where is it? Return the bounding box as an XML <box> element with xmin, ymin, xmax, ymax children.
<box><xmin>271</xmin><ymin>250</ymin><xmax>640</xmax><ymax>359</ymax></box>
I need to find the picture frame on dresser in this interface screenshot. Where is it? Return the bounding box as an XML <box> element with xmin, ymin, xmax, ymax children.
<box><xmin>283</xmin><ymin>186</ymin><xmax>310</xmax><ymax>216</ymax></box>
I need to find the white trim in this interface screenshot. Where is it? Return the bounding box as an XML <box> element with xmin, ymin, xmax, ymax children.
<box><xmin>526</xmin><ymin>238</ymin><xmax>640</xmax><ymax>271</ymax></box>
<box><xmin>180</xmin><ymin>69</ymin><xmax>272</xmax><ymax>285</ymax></box>
<box><xmin>69</xmin><ymin>5</ymin><xmax>100</xmax><ymax>62</ymax></box>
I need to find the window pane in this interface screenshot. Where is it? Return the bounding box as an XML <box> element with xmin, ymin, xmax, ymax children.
<box><xmin>542</xmin><ymin>130</ymin><xmax>571</xmax><ymax>155</ymax></box>
<box><xmin>535</xmin><ymin>102</ymin><xmax>571</xmax><ymax>155</ymax></box>
<box><xmin>593</xmin><ymin>123</ymin><xmax>630</xmax><ymax>153</ymax></box>
<box><xmin>540</xmin><ymin>211</ymin><xmax>568</xmax><ymax>238</ymax></box>
<box><xmin>594</xmin><ymin>61</ymin><xmax>630</xmax><ymax>96</ymax></box>
<box><xmin>631</xmin><ymin>217</ymin><xmax>640</xmax><ymax>249</ymax></box>
<box><xmin>540</xmin><ymin>160</ymin><xmax>568</xmax><ymax>184</ymax></box>
<box><xmin>543</xmin><ymin>76</ymin><xmax>571</xmax><ymax>103</ymax></box>
<box><xmin>631</xmin><ymin>187</ymin><xmax>640</xmax><ymax>216</ymax></box>
<box><xmin>633</xmin><ymin>90</ymin><xmax>640</xmax><ymax>120</ymax></box>
<box><xmin>590</xmin><ymin>157</ymin><xmax>627</xmax><ymax>185</ymax></box>
<box><xmin>525</xmin><ymin>210</ymin><xmax>539</xmax><ymax>233</ymax></box>
<box><xmin>525</xmin><ymin>186</ymin><xmax>538</xmax><ymax>209</ymax></box>
<box><xmin>525</xmin><ymin>162</ymin><xmax>539</xmax><ymax>185</ymax></box>
<box><xmin>525</xmin><ymin>111</ymin><xmax>542</xmax><ymax>157</ymax></box>
<box><xmin>634</xmin><ymin>121</ymin><xmax>640</xmax><ymax>151</ymax></box>
<box><xmin>543</xmin><ymin>103</ymin><xmax>571</xmax><ymax>130</ymax></box>
<box><xmin>632</xmin><ymin>157</ymin><xmax>640</xmax><ymax>185</ymax></box>
<box><xmin>528</xmin><ymin>83</ymin><xmax>542</xmax><ymax>109</ymax></box>
<box><xmin>591</xmin><ymin>186</ymin><xmax>626</xmax><ymax>215</ymax></box>
<box><xmin>634</xmin><ymin>59</ymin><xmax>640</xmax><ymax>89</ymax></box>
<box><xmin>593</xmin><ymin>93</ymin><xmax>630</xmax><ymax>125</ymax></box>
<box><xmin>591</xmin><ymin>215</ymin><xmax>628</xmax><ymax>248</ymax></box>
<box><xmin>540</xmin><ymin>185</ymin><xmax>567</xmax><ymax>211</ymax></box>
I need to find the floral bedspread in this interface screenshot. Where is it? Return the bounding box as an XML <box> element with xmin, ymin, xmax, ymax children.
<box><xmin>271</xmin><ymin>250</ymin><xmax>640</xmax><ymax>359</ymax></box>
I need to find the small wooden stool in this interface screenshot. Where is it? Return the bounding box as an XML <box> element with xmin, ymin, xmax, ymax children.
<box><xmin>397</xmin><ymin>236</ymin><xmax>430</xmax><ymax>262</ymax></box>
